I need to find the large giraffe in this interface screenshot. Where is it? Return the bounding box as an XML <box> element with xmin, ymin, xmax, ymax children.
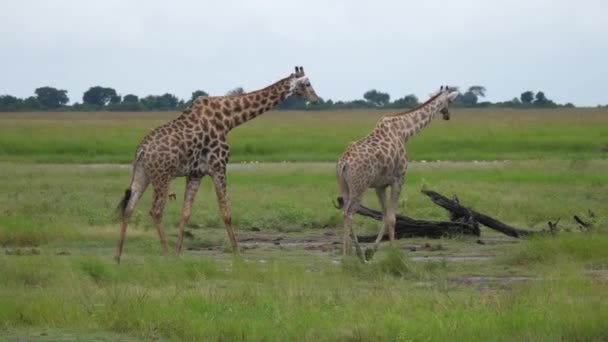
<box><xmin>336</xmin><ymin>86</ymin><xmax>459</xmax><ymax>261</ymax></box>
<box><xmin>115</xmin><ymin>66</ymin><xmax>319</xmax><ymax>263</ymax></box>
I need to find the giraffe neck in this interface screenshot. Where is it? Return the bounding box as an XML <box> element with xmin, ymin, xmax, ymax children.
<box><xmin>223</xmin><ymin>76</ymin><xmax>296</xmax><ymax>130</ymax></box>
<box><xmin>382</xmin><ymin>94</ymin><xmax>444</xmax><ymax>144</ymax></box>
<box><xmin>184</xmin><ymin>75</ymin><xmax>297</xmax><ymax>134</ymax></box>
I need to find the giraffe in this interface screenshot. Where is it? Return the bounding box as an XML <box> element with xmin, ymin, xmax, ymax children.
<box><xmin>114</xmin><ymin>66</ymin><xmax>319</xmax><ymax>263</ymax></box>
<box><xmin>336</xmin><ymin>86</ymin><xmax>459</xmax><ymax>261</ymax></box>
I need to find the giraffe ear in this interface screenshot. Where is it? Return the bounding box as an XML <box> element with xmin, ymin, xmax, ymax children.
<box><xmin>447</xmin><ymin>91</ymin><xmax>460</xmax><ymax>101</ymax></box>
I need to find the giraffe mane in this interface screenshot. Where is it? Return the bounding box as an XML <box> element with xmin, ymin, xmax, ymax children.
<box><xmin>384</xmin><ymin>91</ymin><xmax>443</xmax><ymax>117</ymax></box>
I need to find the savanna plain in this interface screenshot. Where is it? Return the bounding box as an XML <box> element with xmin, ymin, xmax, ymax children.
<box><xmin>0</xmin><ymin>109</ymin><xmax>607</xmax><ymax>341</ymax></box>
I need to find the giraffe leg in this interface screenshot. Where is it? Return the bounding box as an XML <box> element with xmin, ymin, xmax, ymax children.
<box><xmin>115</xmin><ymin>169</ymin><xmax>148</xmax><ymax>263</ymax></box>
<box><xmin>342</xmin><ymin>203</ymin><xmax>353</xmax><ymax>256</ymax></box>
<box><xmin>343</xmin><ymin>194</ymin><xmax>365</xmax><ymax>261</ymax></box>
<box><xmin>210</xmin><ymin>171</ymin><xmax>238</xmax><ymax>253</ymax></box>
<box><xmin>373</xmin><ymin>186</ymin><xmax>388</xmax><ymax>251</ymax></box>
<box><xmin>176</xmin><ymin>176</ymin><xmax>202</xmax><ymax>254</ymax></box>
<box><xmin>150</xmin><ymin>179</ymin><xmax>171</xmax><ymax>255</ymax></box>
<box><xmin>387</xmin><ymin>178</ymin><xmax>404</xmax><ymax>245</ymax></box>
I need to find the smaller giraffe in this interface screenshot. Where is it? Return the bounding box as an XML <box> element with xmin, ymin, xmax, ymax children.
<box><xmin>336</xmin><ymin>86</ymin><xmax>459</xmax><ymax>261</ymax></box>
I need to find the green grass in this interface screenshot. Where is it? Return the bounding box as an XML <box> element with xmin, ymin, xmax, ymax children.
<box><xmin>1</xmin><ymin>160</ymin><xmax>607</xmax><ymax>247</ymax></box>
<box><xmin>1</xmin><ymin>109</ymin><xmax>607</xmax><ymax>340</ymax></box>
<box><xmin>0</xmin><ymin>160</ymin><xmax>606</xmax><ymax>340</ymax></box>
<box><xmin>1</xmin><ymin>238</ymin><xmax>607</xmax><ymax>341</ymax></box>
<box><xmin>0</xmin><ymin>108</ymin><xmax>607</xmax><ymax>163</ymax></box>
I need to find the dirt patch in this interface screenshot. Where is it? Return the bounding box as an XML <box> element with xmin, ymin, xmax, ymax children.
<box><xmin>5</xmin><ymin>248</ymin><xmax>40</xmax><ymax>256</ymax></box>
<box><xmin>454</xmin><ymin>275</ymin><xmax>539</xmax><ymax>291</ymax></box>
<box><xmin>412</xmin><ymin>255</ymin><xmax>493</xmax><ymax>262</ymax></box>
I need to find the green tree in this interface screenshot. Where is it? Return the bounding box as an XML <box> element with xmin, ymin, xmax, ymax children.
<box><xmin>363</xmin><ymin>89</ymin><xmax>390</xmax><ymax>106</ymax></box>
<box><xmin>83</xmin><ymin>86</ymin><xmax>118</xmax><ymax>106</ymax></box>
<box><xmin>158</xmin><ymin>93</ymin><xmax>179</xmax><ymax>109</ymax></box>
<box><xmin>122</xmin><ymin>94</ymin><xmax>139</xmax><ymax>103</ymax></box>
<box><xmin>0</xmin><ymin>95</ymin><xmax>22</xmax><ymax>111</ymax></box>
<box><xmin>468</xmin><ymin>85</ymin><xmax>486</xmax><ymax>98</ymax></box>
<box><xmin>109</xmin><ymin>95</ymin><xmax>121</xmax><ymax>105</ymax></box>
<box><xmin>520</xmin><ymin>91</ymin><xmax>534</xmax><ymax>104</ymax></box>
<box><xmin>226</xmin><ymin>87</ymin><xmax>245</xmax><ymax>96</ymax></box>
<box><xmin>455</xmin><ymin>86</ymin><xmax>486</xmax><ymax>107</ymax></box>
<box><xmin>23</xmin><ymin>96</ymin><xmax>41</xmax><ymax>110</ymax></box>
<box><xmin>191</xmin><ymin>90</ymin><xmax>209</xmax><ymax>101</ymax></box>
<box><xmin>34</xmin><ymin>86</ymin><xmax>69</xmax><ymax>108</ymax></box>
<box><xmin>391</xmin><ymin>94</ymin><xmax>419</xmax><ymax>108</ymax></box>
<box><xmin>140</xmin><ymin>94</ymin><xmax>180</xmax><ymax>110</ymax></box>
<box><xmin>459</xmin><ymin>91</ymin><xmax>478</xmax><ymax>107</ymax></box>
<box><xmin>533</xmin><ymin>91</ymin><xmax>557</xmax><ymax>108</ymax></box>
<box><xmin>534</xmin><ymin>91</ymin><xmax>548</xmax><ymax>105</ymax></box>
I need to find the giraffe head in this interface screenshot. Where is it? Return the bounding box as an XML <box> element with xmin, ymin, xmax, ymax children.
<box><xmin>433</xmin><ymin>86</ymin><xmax>459</xmax><ymax>120</ymax></box>
<box><xmin>291</xmin><ymin>66</ymin><xmax>319</xmax><ymax>104</ymax></box>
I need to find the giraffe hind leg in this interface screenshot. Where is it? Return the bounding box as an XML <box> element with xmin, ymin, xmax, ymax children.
<box><xmin>342</xmin><ymin>192</ymin><xmax>366</xmax><ymax>262</ymax></box>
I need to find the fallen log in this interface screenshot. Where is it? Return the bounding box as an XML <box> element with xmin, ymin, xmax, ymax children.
<box><xmin>421</xmin><ymin>190</ymin><xmax>539</xmax><ymax>237</ymax></box>
<box><xmin>334</xmin><ymin>197</ymin><xmax>480</xmax><ymax>241</ymax></box>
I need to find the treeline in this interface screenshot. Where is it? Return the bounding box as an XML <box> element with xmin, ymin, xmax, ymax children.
<box><xmin>0</xmin><ymin>85</ymin><xmax>577</xmax><ymax>112</ymax></box>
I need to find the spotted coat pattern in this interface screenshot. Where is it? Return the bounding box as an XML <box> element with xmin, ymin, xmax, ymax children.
<box><xmin>114</xmin><ymin>67</ymin><xmax>318</xmax><ymax>262</ymax></box>
<box><xmin>336</xmin><ymin>88</ymin><xmax>455</xmax><ymax>261</ymax></box>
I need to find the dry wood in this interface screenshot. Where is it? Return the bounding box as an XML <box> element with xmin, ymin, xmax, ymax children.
<box><xmin>420</xmin><ymin>189</ymin><xmax>539</xmax><ymax>237</ymax></box>
<box><xmin>334</xmin><ymin>197</ymin><xmax>480</xmax><ymax>241</ymax></box>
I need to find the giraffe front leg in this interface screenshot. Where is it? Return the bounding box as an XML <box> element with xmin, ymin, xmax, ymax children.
<box><xmin>210</xmin><ymin>171</ymin><xmax>239</xmax><ymax>253</ymax></box>
<box><xmin>150</xmin><ymin>181</ymin><xmax>171</xmax><ymax>255</ymax></box>
<box><xmin>387</xmin><ymin>179</ymin><xmax>404</xmax><ymax>245</ymax></box>
<box><xmin>373</xmin><ymin>186</ymin><xmax>388</xmax><ymax>251</ymax></box>
<box><xmin>176</xmin><ymin>176</ymin><xmax>202</xmax><ymax>254</ymax></box>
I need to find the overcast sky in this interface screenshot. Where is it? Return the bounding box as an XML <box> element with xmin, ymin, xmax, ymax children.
<box><xmin>2</xmin><ymin>0</ymin><xmax>607</xmax><ymax>106</ymax></box>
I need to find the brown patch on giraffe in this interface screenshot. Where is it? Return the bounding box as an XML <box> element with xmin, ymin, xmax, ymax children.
<box><xmin>233</xmin><ymin>100</ymin><xmax>242</xmax><ymax>112</ymax></box>
<box><xmin>243</xmin><ymin>97</ymin><xmax>251</xmax><ymax>109</ymax></box>
<box><xmin>210</xmin><ymin>101</ymin><xmax>220</xmax><ymax>110</ymax></box>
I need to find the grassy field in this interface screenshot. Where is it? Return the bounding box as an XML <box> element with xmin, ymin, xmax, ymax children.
<box><xmin>0</xmin><ymin>108</ymin><xmax>607</xmax><ymax>163</ymax></box>
<box><xmin>1</xmin><ymin>109</ymin><xmax>607</xmax><ymax>341</ymax></box>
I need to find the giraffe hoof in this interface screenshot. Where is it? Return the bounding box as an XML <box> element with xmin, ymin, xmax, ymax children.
<box><xmin>364</xmin><ymin>248</ymin><xmax>375</xmax><ymax>261</ymax></box>
<box><xmin>113</xmin><ymin>255</ymin><xmax>121</xmax><ymax>264</ymax></box>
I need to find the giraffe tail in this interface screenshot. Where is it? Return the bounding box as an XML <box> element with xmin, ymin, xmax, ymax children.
<box><xmin>336</xmin><ymin>162</ymin><xmax>349</xmax><ymax>205</ymax></box>
<box><xmin>116</xmin><ymin>189</ymin><xmax>132</xmax><ymax>220</ymax></box>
